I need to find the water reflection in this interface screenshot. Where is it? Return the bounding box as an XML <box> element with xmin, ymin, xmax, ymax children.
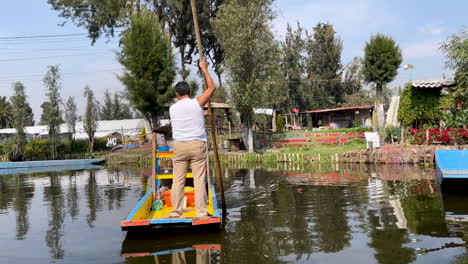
<box><xmin>0</xmin><ymin>165</ymin><xmax>466</xmax><ymax>263</ymax></box>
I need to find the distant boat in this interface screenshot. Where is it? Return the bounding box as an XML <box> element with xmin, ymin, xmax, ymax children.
<box><xmin>0</xmin><ymin>158</ymin><xmax>105</xmax><ymax>170</ymax></box>
<box><xmin>435</xmin><ymin>150</ymin><xmax>468</xmax><ymax>181</ymax></box>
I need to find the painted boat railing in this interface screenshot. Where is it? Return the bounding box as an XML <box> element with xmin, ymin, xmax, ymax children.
<box><xmin>0</xmin><ymin>158</ymin><xmax>105</xmax><ymax>169</ymax></box>
<box><xmin>435</xmin><ymin>150</ymin><xmax>468</xmax><ymax>180</ymax></box>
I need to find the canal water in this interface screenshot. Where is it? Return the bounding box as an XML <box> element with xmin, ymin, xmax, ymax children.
<box><xmin>0</xmin><ymin>165</ymin><xmax>467</xmax><ymax>263</ymax></box>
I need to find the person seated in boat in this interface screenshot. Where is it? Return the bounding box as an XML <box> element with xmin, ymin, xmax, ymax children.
<box><xmin>168</xmin><ymin>59</ymin><xmax>215</xmax><ymax>218</ymax></box>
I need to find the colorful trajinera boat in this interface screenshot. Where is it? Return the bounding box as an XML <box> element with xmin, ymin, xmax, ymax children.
<box><xmin>121</xmin><ymin>135</ymin><xmax>222</xmax><ymax>231</ymax></box>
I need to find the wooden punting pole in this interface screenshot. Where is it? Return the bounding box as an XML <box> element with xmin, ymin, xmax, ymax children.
<box><xmin>189</xmin><ymin>0</ymin><xmax>226</xmax><ymax>215</ymax></box>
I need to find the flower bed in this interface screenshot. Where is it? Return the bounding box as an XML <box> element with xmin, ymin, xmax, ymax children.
<box><xmin>409</xmin><ymin>127</ymin><xmax>468</xmax><ymax>145</ymax></box>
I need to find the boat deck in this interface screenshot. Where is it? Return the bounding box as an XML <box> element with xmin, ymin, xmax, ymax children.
<box><xmin>435</xmin><ymin>150</ymin><xmax>468</xmax><ymax>179</ymax></box>
<box><xmin>149</xmin><ymin>206</ymin><xmax>215</xmax><ymax>219</ymax></box>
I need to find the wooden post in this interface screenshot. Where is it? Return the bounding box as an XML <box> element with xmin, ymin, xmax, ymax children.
<box><xmin>151</xmin><ymin>132</ymin><xmax>157</xmax><ymax>198</ymax></box>
<box><xmin>190</xmin><ymin>0</ymin><xmax>226</xmax><ymax>215</ymax></box>
<box><xmin>426</xmin><ymin>129</ymin><xmax>430</xmax><ymax>145</ymax></box>
<box><xmin>318</xmin><ymin>153</ymin><xmax>321</xmax><ymax>162</ymax></box>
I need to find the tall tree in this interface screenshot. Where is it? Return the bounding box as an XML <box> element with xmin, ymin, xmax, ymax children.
<box><xmin>112</xmin><ymin>92</ymin><xmax>133</xmax><ymax>119</ymax></box>
<box><xmin>440</xmin><ymin>28</ymin><xmax>468</xmax><ymax>106</ymax></box>
<box><xmin>64</xmin><ymin>97</ymin><xmax>78</xmax><ymax>143</ymax></box>
<box><xmin>213</xmin><ymin>0</ymin><xmax>279</xmax><ymax>152</ymax></box>
<box><xmin>10</xmin><ymin>82</ymin><xmax>29</xmax><ymax>161</ymax></box>
<box><xmin>342</xmin><ymin>56</ymin><xmax>364</xmax><ymax>95</ymax></box>
<box><xmin>363</xmin><ymin>34</ymin><xmax>402</xmax><ymax>133</ymax></box>
<box><xmin>24</xmin><ymin>103</ymin><xmax>35</xmax><ymax>126</ymax></box>
<box><xmin>39</xmin><ymin>102</ymin><xmax>64</xmax><ymax>125</ymax></box>
<box><xmin>305</xmin><ymin>22</ymin><xmax>343</xmax><ymax>108</ymax></box>
<box><xmin>43</xmin><ymin>65</ymin><xmax>63</xmax><ymax>159</ymax></box>
<box><xmin>100</xmin><ymin>90</ymin><xmax>114</xmax><ymax>120</ymax></box>
<box><xmin>281</xmin><ymin>23</ymin><xmax>306</xmax><ymax>110</ymax></box>
<box><xmin>117</xmin><ymin>8</ymin><xmax>176</xmax><ymax>128</ymax></box>
<box><xmin>83</xmin><ymin>86</ymin><xmax>99</xmax><ymax>153</ymax></box>
<box><xmin>0</xmin><ymin>96</ymin><xmax>12</xmax><ymax>129</ymax></box>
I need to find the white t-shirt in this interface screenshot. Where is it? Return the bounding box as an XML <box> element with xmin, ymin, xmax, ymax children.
<box><xmin>169</xmin><ymin>98</ymin><xmax>207</xmax><ymax>142</ymax></box>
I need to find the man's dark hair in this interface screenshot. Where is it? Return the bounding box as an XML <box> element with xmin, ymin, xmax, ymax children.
<box><xmin>175</xmin><ymin>81</ymin><xmax>190</xmax><ymax>96</ymax></box>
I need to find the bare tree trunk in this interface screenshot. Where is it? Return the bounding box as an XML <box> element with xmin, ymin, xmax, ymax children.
<box><xmin>217</xmin><ymin>71</ymin><xmax>223</xmax><ymax>89</ymax></box>
<box><xmin>375</xmin><ymin>83</ymin><xmax>385</xmax><ymax>140</ymax></box>
<box><xmin>248</xmin><ymin>126</ymin><xmax>254</xmax><ymax>153</ymax></box>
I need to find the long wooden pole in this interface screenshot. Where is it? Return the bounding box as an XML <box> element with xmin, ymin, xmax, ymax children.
<box><xmin>189</xmin><ymin>0</ymin><xmax>226</xmax><ymax>214</ymax></box>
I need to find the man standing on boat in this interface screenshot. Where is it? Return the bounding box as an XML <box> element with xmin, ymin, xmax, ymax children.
<box><xmin>168</xmin><ymin>59</ymin><xmax>215</xmax><ymax>218</ymax></box>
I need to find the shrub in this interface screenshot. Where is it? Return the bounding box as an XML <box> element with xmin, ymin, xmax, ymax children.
<box><xmin>276</xmin><ymin>114</ymin><xmax>284</xmax><ymax>133</ymax></box>
<box><xmin>383</xmin><ymin>126</ymin><xmax>401</xmax><ymax>144</ymax></box>
<box><xmin>140</xmin><ymin>127</ymin><xmax>147</xmax><ymax>140</ymax></box>
<box><xmin>398</xmin><ymin>83</ymin><xmax>444</xmax><ymax>128</ymax></box>
<box><xmin>409</xmin><ymin>127</ymin><xmax>468</xmax><ymax>145</ymax></box>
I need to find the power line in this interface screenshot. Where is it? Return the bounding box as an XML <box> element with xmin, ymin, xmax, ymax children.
<box><xmin>0</xmin><ymin>33</ymin><xmax>89</xmax><ymax>40</ymax></box>
<box><xmin>0</xmin><ymin>52</ymin><xmax>113</xmax><ymax>62</ymax></box>
<box><xmin>0</xmin><ymin>69</ymin><xmax>123</xmax><ymax>80</ymax></box>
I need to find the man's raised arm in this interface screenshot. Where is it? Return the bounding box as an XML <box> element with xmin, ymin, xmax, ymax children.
<box><xmin>196</xmin><ymin>59</ymin><xmax>216</xmax><ymax>107</ymax></box>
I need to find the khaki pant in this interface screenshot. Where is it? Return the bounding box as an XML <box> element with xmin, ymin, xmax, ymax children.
<box><xmin>170</xmin><ymin>140</ymin><xmax>208</xmax><ymax>217</ymax></box>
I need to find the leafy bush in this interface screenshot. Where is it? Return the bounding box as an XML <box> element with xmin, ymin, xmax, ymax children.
<box><xmin>443</xmin><ymin>108</ymin><xmax>468</xmax><ymax>129</ymax></box>
<box><xmin>398</xmin><ymin>83</ymin><xmax>444</xmax><ymax>128</ymax></box>
<box><xmin>276</xmin><ymin>114</ymin><xmax>284</xmax><ymax>133</ymax></box>
<box><xmin>383</xmin><ymin>126</ymin><xmax>401</xmax><ymax>144</ymax></box>
<box><xmin>140</xmin><ymin>127</ymin><xmax>147</xmax><ymax>140</ymax></box>
<box><xmin>409</xmin><ymin>128</ymin><xmax>468</xmax><ymax>145</ymax></box>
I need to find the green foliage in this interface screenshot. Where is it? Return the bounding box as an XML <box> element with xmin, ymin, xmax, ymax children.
<box><xmin>305</xmin><ymin>22</ymin><xmax>344</xmax><ymax>106</ymax></box>
<box><xmin>398</xmin><ymin>84</ymin><xmax>444</xmax><ymax>128</ymax></box>
<box><xmin>213</xmin><ymin>0</ymin><xmax>279</xmax><ymax>127</ymax></box>
<box><xmin>100</xmin><ymin>90</ymin><xmax>133</xmax><ymax>120</ymax></box>
<box><xmin>10</xmin><ymin>82</ymin><xmax>29</xmax><ymax>157</ymax></box>
<box><xmin>64</xmin><ymin>96</ymin><xmax>78</xmax><ymax>141</ymax></box>
<box><xmin>83</xmin><ymin>86</ymin><xmax>99</xmax><ymax>152</ymax></box>
<box><xmin>363</xmin><ymin>34</ymin><xmax>402</xmax><ymax>130</ymax></box>
<box><xmin>342</xmin><ymin>56</ymin><xmax>364</xmax><ymax>95</ymax></box>
<box><xmin>23</xmin><ymin>138</ymin><xmax>109</xmax><ymax>161</ymax></box>
<box><xmin>281</xmin><ymin>23</ymin><xmax>306</xmax><ymax>110</ymax></box>
<box><xmin>117</xmin><ymin>9</ymin><xmax>176</xmax><ymax>128</ymax></box>
<box><xmin>140</xmin><ymin>127</ymin><xmax>147</xmax><ymax>140</ymax></box>
<box><xmin>48</xmin><ymin>0</ymin><xmax>129</xmax><ymax>43</ymax></box>
<box><xmin>363</xmin><ymin>34</ymin><xmax>402</xmax><ymax>87</ymax></box>
<box><xmin>0</xmin><ymin>96</ymin><xmax>12</xmax><ymax>129</ymax></box>
<box><xmin>440</xmin><ymin>28</ymin><xmax>468</xmax><ymax>105</ymax></box>
<box><xmin>43</xmin><ymin>65</ymin><xmax>63</xmax><ymax>159</ymax></box>
<box><xmin>383</xmin><ymin>125</ymin><xmax>401</xmax><ymax>144</ymax></box>
<box><xmin>276</xmin><ymin>114</ymin><xmax>284</xmax><ymax>133</ymax></box>
<box><xmin>443</xmin><ymin>108</ymin><xmax>468</xmax><ymax>129</ymax></box>
<box><xmin>342</xmin><ymin>90</ymin><xmax>373</xmax><ymax>107</ymax></box>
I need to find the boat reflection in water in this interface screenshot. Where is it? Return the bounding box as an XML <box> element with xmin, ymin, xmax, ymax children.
<box><xmin>121</xmin><ymin>232</ymin><xmax>221</xmax><ymax>263</ymax></box>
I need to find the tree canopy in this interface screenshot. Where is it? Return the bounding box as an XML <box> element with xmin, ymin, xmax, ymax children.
<box><xmin>440</xmin><ymin>28</ymin><xmax>468</xmax><ymax>105</ymax></box>
<box><xmin>43</xmin><ymin>65</ymin><xmax>63</xmax><ymax>159</ymax></box>
<box><xmin>117</xmin><ymin>8</ymin><xmax>176</xmax><ymax>128</ymax></box>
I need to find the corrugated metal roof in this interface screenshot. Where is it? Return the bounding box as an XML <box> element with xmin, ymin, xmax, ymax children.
<box><xmin>300</xmin><ymin>105</ymin><xmax>374</xmax><ymax>114</ymax></box>
<box><xmin>411</xmin><ymin>79</ymin><xmax>455</xmax><ymax>88</ymax></box>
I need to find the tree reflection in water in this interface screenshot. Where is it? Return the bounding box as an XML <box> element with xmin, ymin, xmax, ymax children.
<box><xmin>43</xmin><ymin>172</ymin><xmax>65</xmax><ymax>259</ymax></box>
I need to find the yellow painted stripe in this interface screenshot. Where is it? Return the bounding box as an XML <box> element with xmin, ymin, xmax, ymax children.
<box><xmin>156</xmin><ymin>173</ymin><xmax>193</xmax><ymax>179</ymax></box>
<box><xmin>156</xmin><ymin>153</ymin><xmax>173</xmax><ymax>158</ymax></box>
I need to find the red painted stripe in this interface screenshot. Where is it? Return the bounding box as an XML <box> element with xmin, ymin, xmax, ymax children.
<box><xmin>193</xmin><ymin>244</ymin><xmax>222</xmax><ymax>251</ymax></box>
<box><xmin>121</xmin><ymin>219</ymin><xmax>150</xmax><ymax>227</ymax></box>
<box><xmin>192</xmin><ymin>217</ymin><xmax>221</xmax><ymax>226</ymax></box>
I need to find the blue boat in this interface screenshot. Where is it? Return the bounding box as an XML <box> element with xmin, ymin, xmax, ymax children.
<box><xmin>435</xmin><ymin>150</ymin><xmax>468</xmax><ymax>181</ymax></box>
<box><xmin>0</xmin><ymin>158</ymin><xmax>105</xmax><ymax>170</ymax></box>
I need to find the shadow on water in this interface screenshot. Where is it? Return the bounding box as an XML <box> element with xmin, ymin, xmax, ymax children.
<box><xmin>0</xmin><ymin>164</ymin><xmax>467</xmax><ymax>263</ymax></box>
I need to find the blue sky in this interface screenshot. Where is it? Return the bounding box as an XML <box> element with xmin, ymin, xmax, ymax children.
<box><xmin>0</xmin><ymin>0</ymin><xmax>466</xmax><ymax>119</ymax></box>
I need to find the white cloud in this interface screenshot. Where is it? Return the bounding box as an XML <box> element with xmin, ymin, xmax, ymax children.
<box><xmin>420</xmin><ymin>23</ymin><xmax>445</xmax><ymax>36</ymax></box>
<box><xmin>403</xmin><ymin>38</ymin><xmax>443</xmax><ymax>58</ymax></box>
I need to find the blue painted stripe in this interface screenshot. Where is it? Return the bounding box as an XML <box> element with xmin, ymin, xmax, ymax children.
<box><xmin>152</xmin><ymin>248</ymin><xmax>193</xmax><ymax>256</ymax></box>
<box><xmin>210</xmin><ymin>183</ymin><xmax>221</xmax><ymax>218</ymax></box>
<box><xmin>125</xmin><ymin>188</ymin><xmax>153</xmax><ymax>221</ymax></box>
<box><xmin>443</xmin><ymin>174</ymin><xmax>468</xmax><ymax>179</ymax></box>
<box><xmin>149</xmin><ymin>218</ymin><xmax>193</xmax><ymax>224</ymax></box>
<box><xmin>0</xmin><ymin>158</ymin><xmax>104</xmax><ymax>169</ymax></box>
